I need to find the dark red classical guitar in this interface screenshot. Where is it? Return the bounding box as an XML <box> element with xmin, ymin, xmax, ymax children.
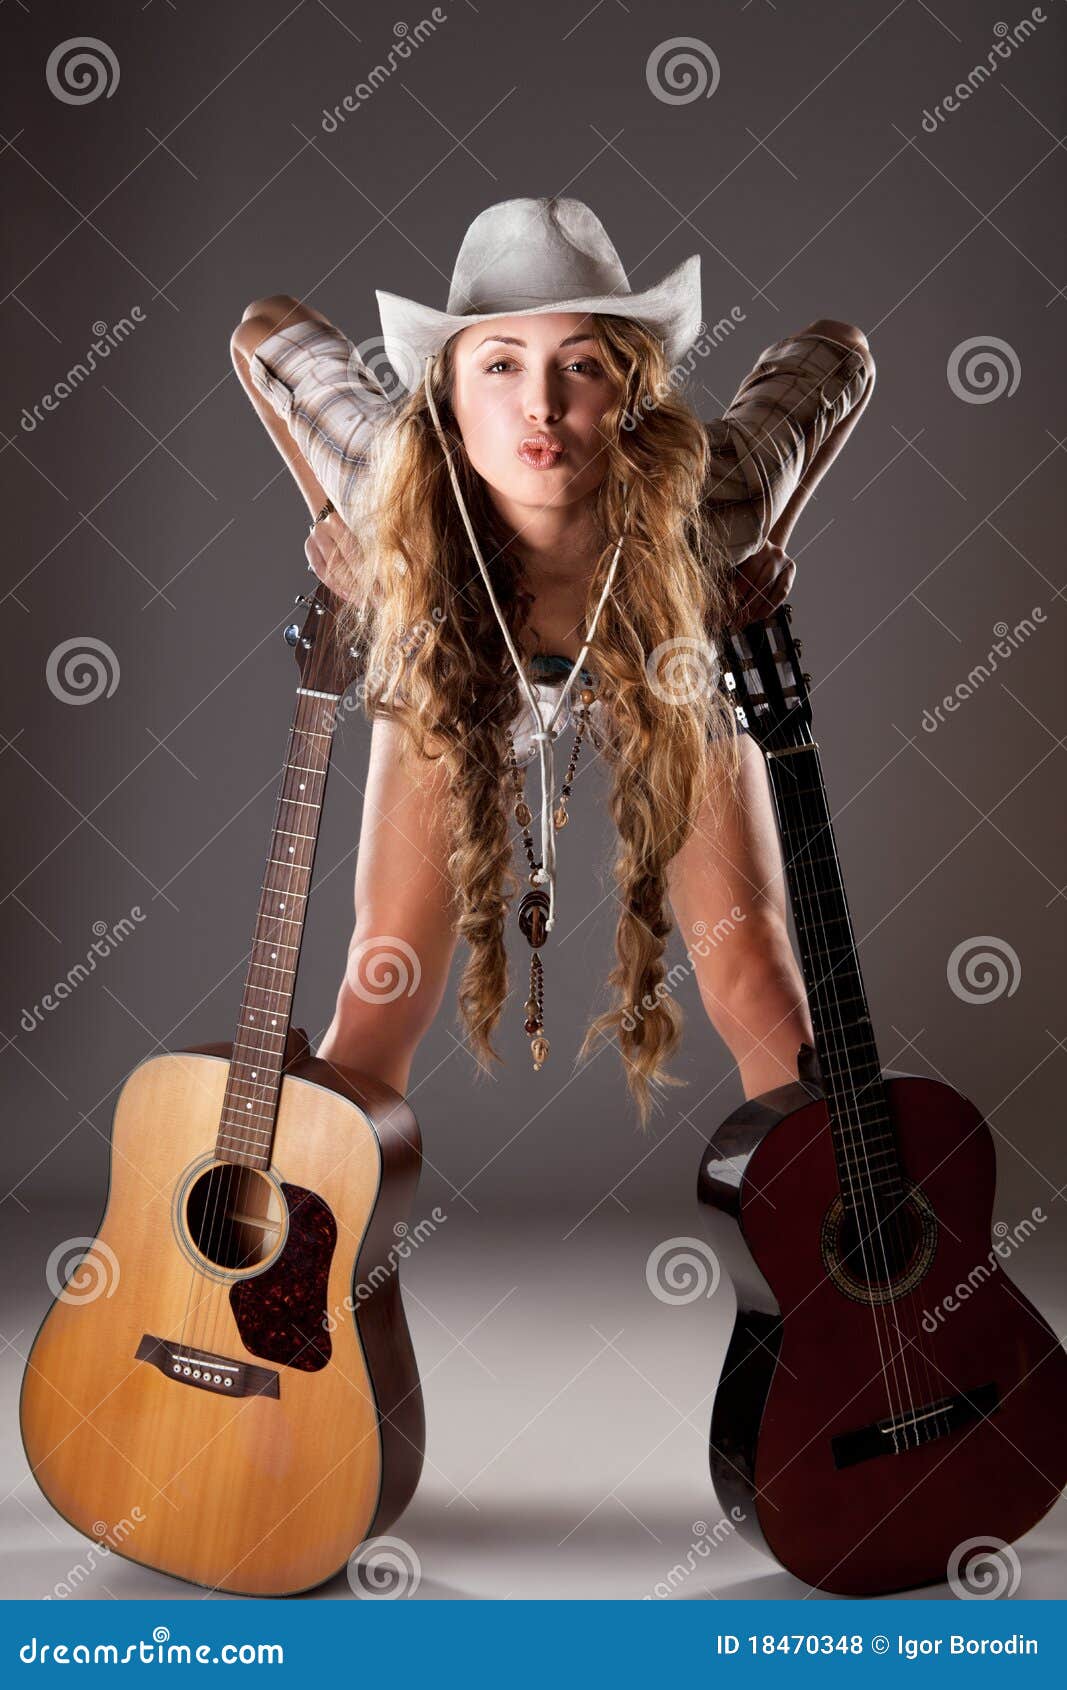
<box><xmin>697</xmin><ymin>606</ymin><xmax>1067</xmax><ymax>1595</ymax></box>
<box><xmin>21</xmin><ymin>583</ymin><xmax>425</xmax><ymax>1596</ymax></box>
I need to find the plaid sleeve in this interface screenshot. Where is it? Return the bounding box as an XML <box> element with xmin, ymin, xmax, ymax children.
<box><xmin>703</xmin><ymin>333</ymin><xmax>873</xmax><ymax>566</ymax></box>
<box><xmin>248</xmin><ymin>318</ymin><xmax>397</xmax><ymax>518</ymax></box>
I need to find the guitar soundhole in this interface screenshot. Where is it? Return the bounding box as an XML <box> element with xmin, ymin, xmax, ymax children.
<box><xmin>821</xmin><ymin>1185</ymin><xmax>938</xmax><ymax>1305</ymax></box>
<box><xmin>185</xmin><ymin>1164</ymin><xmax>286</xmax><ymax>1274</ymax></box>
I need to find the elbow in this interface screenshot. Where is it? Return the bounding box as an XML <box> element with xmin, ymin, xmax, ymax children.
<box><xmin>231</xmin><ymin>294</ymin><xmax>305</xmax><ymax>365</ymax></box>
<box><xmin>802</xmin><ymin>318</ymin><xmax>871</xmax><ymax>356</ymax></box>
<box><xmin>240</xmin><ymin>293</ymin><xmax>301</xmax><ymax>326</ymax></box>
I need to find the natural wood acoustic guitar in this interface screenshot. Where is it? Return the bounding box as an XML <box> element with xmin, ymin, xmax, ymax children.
<box><xmin>20</xmin><ymin>582</ymin><xmax>425</xmax><ymax>1596</ymax></box>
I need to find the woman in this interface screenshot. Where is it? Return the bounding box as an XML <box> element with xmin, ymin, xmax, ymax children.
<box><xmin>230</xmin><ymin>196</ymin><xmax>875</xmax><ymax>1127</ymax></box>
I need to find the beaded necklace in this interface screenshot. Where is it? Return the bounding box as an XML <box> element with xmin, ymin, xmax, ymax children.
<box><xmin>505</xmin><ymin>654</ymin><xmax>599</xmax><ymax>1069</ymax></box>
<box><xmin>421</xmin><ymin>352</ymin><xmax>630</xmax><ymax>1075</ymax></box>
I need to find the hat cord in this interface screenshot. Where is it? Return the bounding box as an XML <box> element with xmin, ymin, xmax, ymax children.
<box><xmin>421</xmin><ymin>352</ymin><xmax>629</xmax><ymax>931</ymax></box>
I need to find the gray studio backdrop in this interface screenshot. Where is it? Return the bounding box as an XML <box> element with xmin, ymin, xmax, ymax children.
<box><xmin>4</xmin><ymin>0</ymin><xmax>1064</xmax><ymax>1244</ymax></box>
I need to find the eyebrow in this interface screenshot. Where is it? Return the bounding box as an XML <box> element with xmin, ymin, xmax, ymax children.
<box><xmin>472</xmin><ymin>332</ymin><xmax>596</xmax><ymax>351</ymax></box>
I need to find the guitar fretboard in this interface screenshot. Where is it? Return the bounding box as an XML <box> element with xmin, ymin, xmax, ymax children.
<box><xmin>762</xmin><ymin>731</ymin><xmax>905</xmax><ymax>1214</ymax></box>
<box><xmin>215</xmin><ymin>687</ymin><xmax>341</xmax><ymax>1168</ymax></box>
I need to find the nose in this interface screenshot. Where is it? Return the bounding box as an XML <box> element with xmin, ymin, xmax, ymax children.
<box><xmin>523</xmin><ymin>364</ymin><xmax>563</xmax><ymax>425</ymax></box>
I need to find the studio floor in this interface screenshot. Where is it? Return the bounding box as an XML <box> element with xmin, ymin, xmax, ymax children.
<box><xmin>4</xmin><ymin>1204</ymin><xmax>1065</xmax><ymax>1602</ymax></box>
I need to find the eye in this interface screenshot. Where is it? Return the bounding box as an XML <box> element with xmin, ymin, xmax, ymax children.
<box><xmin>482</xmin><ymin>357</ymin><xmax>516</xmax><ymax>374</ymax></box>
<box><xmin>565</xmin><ymin>358</ymin><xmax>603</xmax><ymax>376</ymax></box>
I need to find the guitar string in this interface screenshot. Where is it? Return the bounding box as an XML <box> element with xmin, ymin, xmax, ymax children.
<box><xmin>740</xmin><ymin>634</ymin><xmax>911</xmax><ymax>1430</ymax></box>
<box><xmin>182</xmin><ymin>693</ymin><xmax>320</xmax><ymax>1361</ymax></box>
<box><xmin>780</xmin><ymin>712</ymin><xmax>946</xmax><ymax>1445</ymax></box>
<box><xmin>784</xmin><ymin>718</ymin><xmax>946</xmax><ymax>1447</ymax></box>
<box><xmin>784</xmin><ymin>733</ymin><xmax>940</xmax><ymax>1446</ymax></box>
<box><xmin>767</xmin><ymin>729</ymin><xmax>912</xmax><ymax>1432</ymax></box>
<box><xmin>756</xmin><ymin>623</ymin><xmax>942</xmax><ymax>1441</ymax></box>
<box><xmin>786</xmin><ymin>726</ymin><xmax>950</xmax><ymax>1444</ymax></box>
<box><xmin>200</xmin><ymin>693</ymin><xmax>326</xmax><ymax>1360</ymax></box>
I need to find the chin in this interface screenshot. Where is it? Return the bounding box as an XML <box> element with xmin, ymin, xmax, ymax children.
<box><xmin>480</xmin><ymin>462</ymin><xmax>600</xmax><ymax>510</ymax></box>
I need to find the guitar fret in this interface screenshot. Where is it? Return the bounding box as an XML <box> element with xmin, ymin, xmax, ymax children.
<box><xmin>214</xmin><ymin>630</ymin><xmax>345</xmax><ymax>1164</ymax></box>
<box><xmin>219</xmin><ymin>1118</ymin><xmax>273</xmax><ymax>1139</ymax></box>
<box><xmin>219</xmin><ymin>1110</ymin><xmax>273</xmax><ymax>1132</ymax></box>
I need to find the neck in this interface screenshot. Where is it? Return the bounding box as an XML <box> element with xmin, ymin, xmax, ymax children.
<box><xmin>490</xmin><ymin>493</ymin><xmax>603</xmax><ymax>587</ymax></box>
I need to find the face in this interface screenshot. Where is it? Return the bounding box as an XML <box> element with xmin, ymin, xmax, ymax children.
<box><xmin>447</xmin><ymin>312</ymin><xmax>620</xmax><ymax>516</ymax></box>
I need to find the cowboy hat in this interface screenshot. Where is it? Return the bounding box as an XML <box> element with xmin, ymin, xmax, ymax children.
<box><xmin>375</xmin><ymin>195</ymin><xmax>702</xmax><ymax>393</ymax></box>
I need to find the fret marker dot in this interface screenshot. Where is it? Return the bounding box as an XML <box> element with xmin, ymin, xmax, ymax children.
<box><xmin>251</xmin><ymin>1071</ymin><xmax>258</xmax><ymax>1079</ymax></box>
<box><xmin>299</xmin><ymin>783</ymin><xmax>305</xmax><ymax>791</ymax></box>
<box><xmin>278</xmin><ymin>902</ymin><xmax>285</xmax><ymax>910</ymax></box>
<box><xmin>270</xmin><ymin>952</ymin><xmax>277</xmax><ymax>960</ymax></box>
<box><xmin>246</xmin><ymin>1102</ymin><xmax>252</xmax><ymax>1110</ymax></box>
<box><xmin>288</xmin><ymin>845</ymin><xmax>295</xmax><ymax>853</ymax></box>
<box><xmin>271</xmin><ymin>1018</ymin><xmax>278</xmax><ymax>1026</ymax></box>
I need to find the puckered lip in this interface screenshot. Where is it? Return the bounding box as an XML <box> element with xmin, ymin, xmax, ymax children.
<box><xmin>517</xmin><ymin>432</ymin><xmax>565</xmax><ymax>454</ymax></box>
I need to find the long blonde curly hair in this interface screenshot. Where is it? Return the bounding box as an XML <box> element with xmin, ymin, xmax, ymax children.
<box><xmin>330</xmin><ymin>313</ymin><xmax>744</xmax><ymax>1127</ymax></box>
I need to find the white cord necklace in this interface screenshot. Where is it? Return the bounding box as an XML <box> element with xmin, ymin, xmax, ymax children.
<box><xmin>421</xmin><ymin>351</ymin><xmax>629</xmax><ymax>932</ymax></box>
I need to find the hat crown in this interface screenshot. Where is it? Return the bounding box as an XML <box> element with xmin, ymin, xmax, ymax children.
<box><xmin>446</xmin><ymin>196</ymin><xmax>630</xmax><ymax>316</ymax></box>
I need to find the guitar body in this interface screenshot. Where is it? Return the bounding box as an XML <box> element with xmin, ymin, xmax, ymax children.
<box><xmin>699</xmin><ymin>1071</ymin><xmax>1067</xmax><ymax>1595</ymax></box>
<box><xmin>19</xmin><ymin>1040</ymin><xmax>424</xmax><ymax>1597</ymax></box>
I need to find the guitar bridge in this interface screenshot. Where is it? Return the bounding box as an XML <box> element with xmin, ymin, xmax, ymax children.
<box><xmin>135</xmin><ymin>1332</ymin><xmax>279</xmax><ymax>1399</ymax></box>
<box><xmin>830</xmin><ymin>1380</ymin><xmax>999</xmax><ymax>1468</ymax></box>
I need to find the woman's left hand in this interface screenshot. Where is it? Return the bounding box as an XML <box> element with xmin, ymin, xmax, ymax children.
<box><xmin>727</xmin><ymin>540</ymin><xmax>797</xmax><ymax>630</ymax></box>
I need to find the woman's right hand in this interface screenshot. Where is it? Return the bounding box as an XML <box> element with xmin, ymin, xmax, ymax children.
<box><xmin>304</xmin><ymin>510</ymin><xmax>354</xmax><ymax>596</ymax></box>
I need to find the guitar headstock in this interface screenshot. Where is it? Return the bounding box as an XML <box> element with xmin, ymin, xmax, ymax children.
<box><xmin>282</xmin><ymin>580</ymin><xmax>363</xmax><ymax>697</ymax></box>
<box><xmin>720</xmin><ymin>604</ymin><xmax>813</xmax><ymax>755</ymax></box>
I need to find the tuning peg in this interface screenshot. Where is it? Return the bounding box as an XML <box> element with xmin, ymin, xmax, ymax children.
<box><xmin>295</xmin><ymin>592</ymin><xmax>312</xmax><ymax>605</ymax></box>
<box><xmin>794</xmin><ymin>640</ymin><xmax>803</xmax><ymax>656</ymax></box>
<box><xmin>283</xmin><ymin>623</ymin><xmax>300</xmax><ymax>647</ymax></box>
<box><xmin>802</xmin><ymin>672</ymin><xmax>812</xmax><ymax>686</ymax></box>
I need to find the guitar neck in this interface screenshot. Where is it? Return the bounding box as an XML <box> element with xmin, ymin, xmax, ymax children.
<box><xmin>761</xmin><ymin>725</ymin><xmax>904</xmax><ymax>1207</ymax></box>
<box><xmin>215</xmin><ymin>683</ymin><xmax>342</xmax><ymax>1168</ymax></box>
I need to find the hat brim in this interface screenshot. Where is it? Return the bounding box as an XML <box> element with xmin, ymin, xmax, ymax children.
<box><xmin>376</xmin><ymin>253</ymin><xmax>701</xmax><ymax>394</ymax></box>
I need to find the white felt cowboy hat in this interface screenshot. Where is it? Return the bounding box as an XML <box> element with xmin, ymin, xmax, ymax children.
<box><xmin>375</xmin><ymin>195</ymin><xmax>702</xmax><ymax>394</ymax></box>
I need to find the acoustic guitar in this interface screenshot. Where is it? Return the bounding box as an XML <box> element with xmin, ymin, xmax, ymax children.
<box><xmin>697</xmin><ymin>606</ymin><xmax>1067</xmax><ymax>1595</ymax></box>
<box><xmin>20</xmin><ymin>582</ymin><xmax>425</xmax><ymax>1596</ymax></box>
